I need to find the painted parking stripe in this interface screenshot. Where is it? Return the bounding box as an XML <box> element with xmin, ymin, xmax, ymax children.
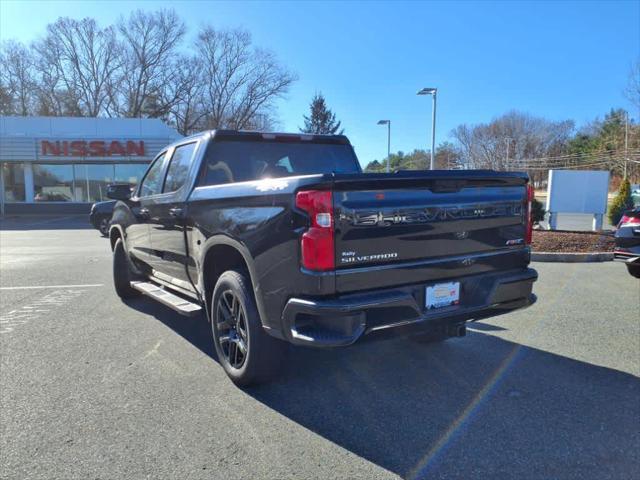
<box><xmin>0</xmin><ymin>284</ymin><xmax>104</xmax><ymax>290</ymax></box>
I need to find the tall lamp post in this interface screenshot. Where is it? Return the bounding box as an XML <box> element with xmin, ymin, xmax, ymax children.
<box><xmin>417</xmin><ymin>87</ymin><xmax>437</xmax><ymax>170</ymax></box>
<box><xmin>377</xmin><ymin>120</ymin><xmax>391</xmax><ymax>172</ymax></box>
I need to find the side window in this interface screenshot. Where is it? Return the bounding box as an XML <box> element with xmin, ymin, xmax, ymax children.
<box><xmin>163</xmin><ymin>142</ymin><xmax>197</xmax><ymax>193</ymax></box>
<box><xmin>139</xmin><ymin>153</ymin><xmax>166</xmax><ymax>197</ymax></box>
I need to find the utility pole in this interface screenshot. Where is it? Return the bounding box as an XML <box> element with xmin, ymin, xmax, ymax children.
<box><xmin>505</xmin><ymin>137</ymin><xmax>512</xmax><ymax>171</ymax></box>
<box><xmin>624</xmin><ymin>111</ymin><xmax>629</xmax><ymax>178</ymax></box>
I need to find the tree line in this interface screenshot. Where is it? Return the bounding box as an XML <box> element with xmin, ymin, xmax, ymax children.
<box><xmin>0</xmin><ymin>10</ymin><xmax>296</xmax><ymax>135</ymax></box>
<box><xmin>366</xmin><ymin>107</ymin><xmax>640</xmax><ymax>185</ymax></box>
<box><xmin>2</xmin><ymin>8</ymin><xmax>637</xmax><ymax>184</ymax></box>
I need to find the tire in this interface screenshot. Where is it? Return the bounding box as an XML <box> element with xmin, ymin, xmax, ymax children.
<box><xmin>98</xmin><ymin>217</ymin><xmax>110</xmax><ymax>237</ymax></box>
<box><xmin>627</xmin><ymin>264</ymin><xmax>640</xmax><ymax>279</ymax></box>
<box><xmin>211</xmin><ymin>270</ymin><xmax>286</xmax><ymax>386</ymax></box>
<box><xmin>112</xmin><ymin>238</ymin><xmax>141</xmax><ymax>299</ymax></box>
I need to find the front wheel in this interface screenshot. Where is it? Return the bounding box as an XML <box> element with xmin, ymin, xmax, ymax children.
<box><xmin>112</xmin><ymin>238</ymin><xmax>141</xmax><ymax>299</ymax></box>
<box><xmin>627</xmin><ymin>264</ymin><xmax>640</xmax><ymax>279</ymax></box>
<box><xmin>211</xmin><ymin>270</ymin><xmax>286</xmax><ymax>386</ymax></box>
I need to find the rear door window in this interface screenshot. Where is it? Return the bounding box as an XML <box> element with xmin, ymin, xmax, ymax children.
<box><xmin>199</xmin><ymin>141</ymin><xmax>360</xmax><ymax>187</ymax></box>
<box><xmin>163</xmin><ymin>142</ymin><xmax>197</xmax><ymax>193</ymax></box>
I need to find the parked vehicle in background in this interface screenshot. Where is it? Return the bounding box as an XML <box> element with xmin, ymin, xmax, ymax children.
<box><xmin>90</xmin><ymin>184</ymin><xmax>133</xmax><ymax>236</ymax></box>
<box><xmin>107</xmin><ymin>130</ymin><xmax>537</xmax><ymax>386</ymax></box>
<box><xmin>89</xmin><ymin>200</ymin><xmax>116</xmax><ymax>236</ymax></box>
<box><xmin>614</xmin><ymin>207</ymin><xmax>640</xmax><ymax>278</ymax></box>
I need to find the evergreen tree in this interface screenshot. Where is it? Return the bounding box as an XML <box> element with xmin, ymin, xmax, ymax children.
<box><xmin>608</xmin><ymin>177</ymin><xmax>634</xmax><ymax>226</ymax></box>
<box><xmin>300</xmin><ymin>93</ymin><xmax>344</xmax><ymax>134</ymax></box>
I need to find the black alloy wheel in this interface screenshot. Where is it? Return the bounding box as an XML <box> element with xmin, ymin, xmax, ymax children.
<box><xmin>211</xmin><ymin>270</ymin><xmax>286</xmax><ymax>386</ymax></box>
<box><xmin>216</xmin><ymin>289</ymin><xmax>249</xmax><ymax>369</ymax></box>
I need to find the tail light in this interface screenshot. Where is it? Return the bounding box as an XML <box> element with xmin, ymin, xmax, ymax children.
<box><xmin>525</xmin><ymin>184</ymin><xmax>534</xmax><ymax>245</ymax></box>
<box><xmin>618</xmin><ymin>212</ymin><xmax>640</xmax><ymax>228</ymax></box>
<box><xmin>295</xmin><ymin>190</ymin><xmax>335</xmax><ymax>271</ymax></box>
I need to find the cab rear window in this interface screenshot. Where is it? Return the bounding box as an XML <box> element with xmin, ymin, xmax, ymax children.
<box><xmin>199</xmin><ymin>140</ymin><xmax>361</xmax><ymax>186</ymax></box>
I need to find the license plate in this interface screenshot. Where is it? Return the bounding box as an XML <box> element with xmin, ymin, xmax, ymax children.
<box><xmin>425</xmin><ymin>282</ymin><xmax>460</xmax><ymax>309</ymax></box>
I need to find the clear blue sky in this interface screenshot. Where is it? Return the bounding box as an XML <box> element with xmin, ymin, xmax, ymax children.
<box><xmin>1</xmin><ymin>0</ymin><xmax>638</xmax><ymax>166</ymax></box>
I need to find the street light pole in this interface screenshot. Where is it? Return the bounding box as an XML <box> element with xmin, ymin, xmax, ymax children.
<box><xmin>430</xmin><ymin>91</ymin><xmax>437</xmax><ymax>170</ymax></box>
<box><xmin>417</xmin><ymin>87</ymin><xmax>438</xmax><ymax>170</ymax></box>
<box><xmin>377</xmin><ymin>120</ymin><xmax>391</xmax><ymax>172</ymax></box>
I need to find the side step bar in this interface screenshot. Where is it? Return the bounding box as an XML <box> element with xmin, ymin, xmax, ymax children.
<box><xmin>130</xmin><ymin>281</ymin><xmax>202</xmax><ymax>317</ymax></box>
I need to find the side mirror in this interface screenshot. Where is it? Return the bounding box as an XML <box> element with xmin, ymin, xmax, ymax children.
<box><xmin>106</xmin><ymin>183</ymin><xmax>133</xmax><ymax>201</ymax></box>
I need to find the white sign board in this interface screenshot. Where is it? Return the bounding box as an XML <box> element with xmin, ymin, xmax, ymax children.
<box><xmin>546</xmin><ymin>170</ymin><xmax>609</xmax><ymax>214</ymax></box>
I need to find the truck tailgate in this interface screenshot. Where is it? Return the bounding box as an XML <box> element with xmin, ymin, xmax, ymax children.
<box><xmin>331</xmin><ymin>172</ymin><xmax>530</xmax><ymax>292</ymax></box>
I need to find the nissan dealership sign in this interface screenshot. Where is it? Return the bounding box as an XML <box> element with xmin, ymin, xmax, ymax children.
<box><xmin>0</xmin><ymin>117</ymin><xmax>181</xmax><ymax>166</ymax></box>
<box><xmin>40</xmin><ymin>140</ymin><xmax>146</xmax><ymax>157</ymax></box>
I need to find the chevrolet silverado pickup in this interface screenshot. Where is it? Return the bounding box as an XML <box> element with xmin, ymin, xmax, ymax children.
<box><xmin>108</xmin><ymin>130</ymin><xmax>537</xmax><ymax>385</ymax></box>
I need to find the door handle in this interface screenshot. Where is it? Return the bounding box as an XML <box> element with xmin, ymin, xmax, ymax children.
<box><xmin>169</xmin><ymin>207</ymin><xmax>183</xmax><ymax>218</ymax></box>
<box><xmin>133</xmin><ymin>208</ymin><xmax>149</xmax><ymax>222</ymax></box>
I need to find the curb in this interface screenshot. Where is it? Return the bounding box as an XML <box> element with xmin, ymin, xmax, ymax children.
<box><xmin>531</xmin><ymin>252</ymin><xmax>614</xmax><ymax>263</ymax></box>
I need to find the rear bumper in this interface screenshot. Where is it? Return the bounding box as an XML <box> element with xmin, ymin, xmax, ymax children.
<box><xmin>614</xmin><ymin>250</ymin><xmax>640</xmax><ymax>263</ymax></box>
<box><xmin>281</xmin><ymin>268</ymin><xmax>537</xmax><ymax>347</ymax></box>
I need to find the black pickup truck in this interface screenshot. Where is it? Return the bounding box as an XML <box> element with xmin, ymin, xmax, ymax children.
<box><xmin>108</xmin><ymin>130</ymin><xmax>537</xmax><ymax>385</ymax></box>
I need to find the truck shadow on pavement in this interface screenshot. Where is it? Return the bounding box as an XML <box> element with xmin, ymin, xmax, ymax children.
<box><xmin>127</xmin><ymin>298</ymin><xmax>640</xmax><ymax>480</ymax></box>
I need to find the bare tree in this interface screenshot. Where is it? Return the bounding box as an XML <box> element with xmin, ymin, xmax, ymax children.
<box><xmin>451</xmin><ymin>111</ymin><xmax>574</xmax><ymax>171</ymax></box>
<box><xmin>0</xmin><ymin>40</ymin><xmax>37</xmax><ymax>115</ymax></box>
<box><xmin>112</xmin><ymin>9</ymin><xmax>186</xmax><ymax>117</ymax></box>
<box><xmin>195</xmin><ymin>27</ymin><xmax>296</xmax><ymax>130</ymax></box>
<box><xmin>31</xmin><ymin>48</ymin><xmax>83</xmax><ymax>116</ymax></box>
<box><xmin>167</xmin><ymin>55</ymin><xmax>207</xmax><ymax>135</ymax></box>
<box><xmin>33</xmin><ymin>17</ymin><xmax>120</xmax><ymax>116</ymax></box>
<box><xmin>2</xmin><ymin>13</ymin><xmax>297</xmax><ymax>129</ymax></box>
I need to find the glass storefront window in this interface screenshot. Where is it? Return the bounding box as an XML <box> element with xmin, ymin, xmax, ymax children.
<box><xmin>73</xmin><ymin>164</ymin><xmax>115</xmax><ymax>202</ymax></box>
<box><xmin>114</xmin><ymin>163</ymin><xmax>149</xmax><ymax>187</ymax></box>
<box><xmin>3</xmin><ymin>162</ymin><xmax>151</xmax><ymax>204</ymax></box>
<box><xmin>33</xmin><ymin>164</ymin><xmax>74</xmax><ymax>202</ymax></box>
<box><xmin>1</xmin><ymin>163</ymin><xmax>26</xmax><ymax>202</ymax></box>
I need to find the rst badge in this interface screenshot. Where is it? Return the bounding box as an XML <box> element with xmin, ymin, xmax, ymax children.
<box><xmin>506</xmin><ymin>238</ymin><xmax>525</xmax><ymax>246</ymax></box>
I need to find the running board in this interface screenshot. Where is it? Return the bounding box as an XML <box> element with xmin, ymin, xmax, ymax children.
<box><xmin>130</xmin><ymin>281</ymin><xmax>202</xmax><ymax>317</ymax></box>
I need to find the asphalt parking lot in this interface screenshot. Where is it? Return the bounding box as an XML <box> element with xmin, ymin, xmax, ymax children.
<box><xmin>1</xmin><ymin>216</ymin><xmax>639</xmax><ymax>480</ymax></box>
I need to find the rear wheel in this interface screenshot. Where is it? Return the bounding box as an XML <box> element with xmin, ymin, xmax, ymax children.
<box><xmin>211</xmin><ymin>270</ymin><xmax>286</xmax><ymax>386</ymax></box>
<box><xmin>112</xmin><ymin>238</ymin><xmax>141</xmax><ymax>299</ymax></box>
<box><xmin>627</xmin><ymin>264</ymin><xmax>640</xmax><ymax>279</ymax></box>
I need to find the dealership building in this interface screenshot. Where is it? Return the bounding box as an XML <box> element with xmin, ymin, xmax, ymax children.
<box><xmin>0</xmin><ymin>116</ymin><xmax>182</xmax><ymax>214</ymax></box>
